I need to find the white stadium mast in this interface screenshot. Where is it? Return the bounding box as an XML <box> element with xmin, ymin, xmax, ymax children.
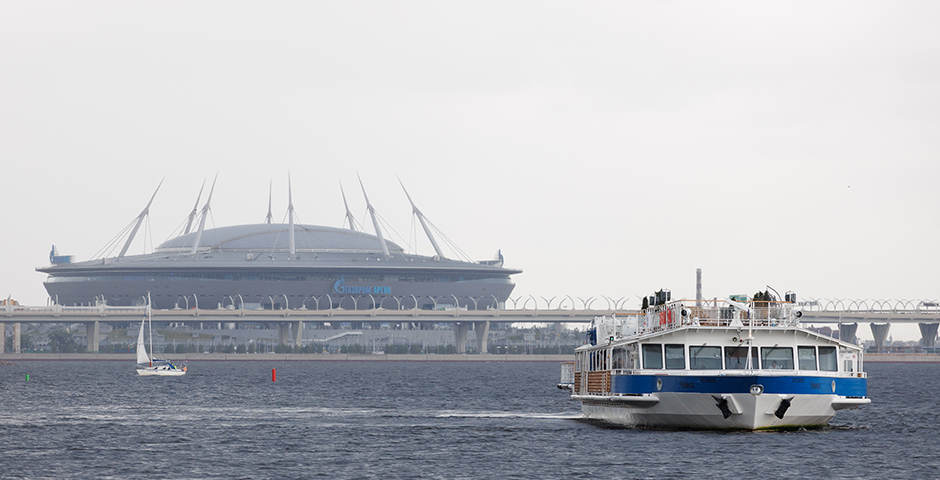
<box><xmin>340</xmin><ymin>182</ymin><xmax>358</xmax><ymax>232</ymax></box>
<box><xmin>287</xmin><ymin>173</ymin><xmax>296</xmax><ymax>258</ymax></box>
<box><xmin>189</xmin><ymin>174</ymin><xmax>218</xmax><ymax>256</ymax></box>
<box><xmin>183</xmin><ymin>180</ymin><xmax>205</xmax><ymax>236</ymax></box>
<box><xmin>358</xmin><ymin>175</ymin><xmax>390</xmax><ymax>259</ymax></box>
<box><xmin>265</xmin><ymin>180</ymin><xmax>274</xmax><ymax>224</ymax></box>
<box><xmin>399</xmin><ymin>179</ymin><xmax>444</xmax><ymax>260</ymax></box>
<box><xmin>118</xmin><ymin>178</ymin><xmax>163</xmax><ymax>258</ymax></box>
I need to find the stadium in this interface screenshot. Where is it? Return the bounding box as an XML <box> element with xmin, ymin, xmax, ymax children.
<box><xmin>37</xmin><ymin>180</ymin><xmax>520</xmax><ymax>311</ymax></box>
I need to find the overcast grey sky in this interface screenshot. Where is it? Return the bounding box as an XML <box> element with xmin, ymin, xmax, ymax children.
<box><xmin>2</xmin><ymin>2</ymin><xmax>938</xmax><ymax>340</ymax></box>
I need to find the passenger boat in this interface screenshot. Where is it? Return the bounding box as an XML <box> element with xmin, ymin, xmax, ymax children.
<box><xmin>570</xmin><ymin>290</ymin><xmax>869</xmax><ymax>430</ymax></box>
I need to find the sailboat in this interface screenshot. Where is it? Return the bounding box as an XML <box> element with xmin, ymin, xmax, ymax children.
<box><xmin>136</xmin><ymin>294</ymin><xmax>186</xmax><ymax>376</ymax></box>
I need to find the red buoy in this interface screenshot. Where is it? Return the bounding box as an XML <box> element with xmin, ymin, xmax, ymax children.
<box><xmin>272</xmin><ymin>368</ymin><xmax>276</xmax><ymax>382</ymax></box>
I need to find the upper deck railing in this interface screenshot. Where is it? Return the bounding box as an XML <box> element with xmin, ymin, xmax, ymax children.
<box><xmin>594</xmin><ymin>299</ymin><xmax>802</xmax><ymax>339</ymax></box>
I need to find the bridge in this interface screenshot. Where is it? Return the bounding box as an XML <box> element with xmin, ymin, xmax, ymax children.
<box><xmin>4</xmin><ymin>297</ymin><xmax>938</xmax><ymax>354</ymax></box>
<box><xmin>795</xmin><ymin>299</ymin><xmax>940</xmax><ymax>351</ymax></box>
<box><xmin>0</xmin><ymin>301</ymin><xmax>620</xmax><ymax>355</ymax></box>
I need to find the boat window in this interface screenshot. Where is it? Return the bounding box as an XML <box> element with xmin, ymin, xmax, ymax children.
<box><xmin>642</xmin><ymin>344</ymin><xmax>663</xmax><ymax>369</ymax></box>
<box><xmin>724</xmin><ymin>346</ymin><xmax>758</xmax><ymax>369</ymax></box>
<box><xmin>761</xmin><ymin>347</ymin><xmax>794</xmax><ymax>370</ymax></box>
<box><xmin>590</xmin><ymin>350</ymin><xmax>608</xmax><ymax>371</ymax></box>
<box><xmin>819</xmin><ymin>346</ymin><xmax>838</xmax><ymax>372</ymax></box>
<box><xmin>689</xmin><ymin>346</ymin><xmax>722</xmax><ymax>370</ymax></box>
<box><xmin>664</xmin><ymin>344</ymin><xmax>685</xmax><ymax>369</ymax></box>
<box><xmin>612</xmin><ymin>347</ymin><xmax>628</xmax><ymax>370</ymax></box>
<box><xmin>798</xmin><ymin>346</ymin><xmax>817</xmax><ymax>370</ymax></box>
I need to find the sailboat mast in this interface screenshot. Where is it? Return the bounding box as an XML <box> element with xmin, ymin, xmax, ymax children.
<box><xmin>147</xmin><ymin>292</ymin><xmax>153</xmax><ymax>367</ymax></box>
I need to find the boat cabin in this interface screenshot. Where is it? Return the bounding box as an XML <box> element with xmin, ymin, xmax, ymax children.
<box><xmin>573</xmin><ymin>298</ymin><xmax>865</xmax><ymax>397</ymax></box>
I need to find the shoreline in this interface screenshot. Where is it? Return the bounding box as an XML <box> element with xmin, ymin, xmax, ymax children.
<box><xmin>0</xmin><ymin>353</ymin><xmax>573</xmax><ymax>362</ymax></box>
<box><xmin>865</xmin><ymin>353</ymin><xmax>940</xmax><ymax>363</ymax></box>
<box><xmin>1</xmin><ymin>353</ymin><xmax>938</xmax><ymax>363</ymax></box>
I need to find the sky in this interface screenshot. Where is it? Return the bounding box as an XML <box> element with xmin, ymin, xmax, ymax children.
<box><xmin>2</xmin><ymin>1</ymin><xmax>938</xmax><ymax>341</ymax></box>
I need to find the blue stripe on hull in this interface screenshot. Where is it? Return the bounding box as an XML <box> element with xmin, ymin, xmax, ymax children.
<box><xmin>612</xmin><ymin>374</ymin><xmax>867</xmax><ymax>397</ymax></box>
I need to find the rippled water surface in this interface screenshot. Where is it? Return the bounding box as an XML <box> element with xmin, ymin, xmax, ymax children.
<box><xmin>0</xmin><ymin>361</ymin><xmax>936</xmax><ymax>479</ymax></box>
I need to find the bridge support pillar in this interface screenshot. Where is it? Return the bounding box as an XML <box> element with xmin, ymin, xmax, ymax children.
<box><xmin>294</xmin><ymin>321</ymin><xmax>304</xmax><ymax>349</ymax></box>
<box><xmin>919</xmin><ymin>323</ymin><xmax>939</xmax><ymax>347</ymax></box>
<box><xmin>278</xmin><ymin>323</ymin><xmax>291</xmax><ymax>346</ymax></box>
<box><xmin>454</xmin><ymin>323</ymin><xmax>470</xmax><ymax>354</ymax></box>
<box><xmin>0</xmin><ymin>322</ymin><xmax>4</xmax><ymax>354</ymax></box>
<box><xmin>13</xmin><ymin>323</ymin><xmax>21</xmax><ymax>354</ymax></box>
<box><xmin>839</xmin><ymin>323</ymin><xmax>859</xmax><ymax>345</ymax></box>
<box><xmin>85</xmin><ymin>321</ymin><xmax>100</xmax><ymax>352</ymax></box>
<box><xmin>870</xmin><ymin>323</ymin><xmax>891</xmax><ymax>352</ymax></box>
<box><xmin>473</xmin><ymin>321</ymin><xmax>490</xmax><ymax>354</ymax></box>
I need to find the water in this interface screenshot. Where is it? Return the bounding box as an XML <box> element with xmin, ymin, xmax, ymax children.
<box><xmin>0</xmin><ymin>361</ymin><xmax>937</xmax><ymax>479</ymax></box>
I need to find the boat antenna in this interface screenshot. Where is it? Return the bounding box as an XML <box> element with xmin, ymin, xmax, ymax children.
<box><xmin>190</xmin><ymin>173</ymin><xmax>218</xmax><ymax>256</ymax></box>
<box><xmin>287</xmin><ymin>172</ymin><xmax>296</xmax><ymax>258</ymax></box>
<box><xmin>399</xmin><ymin>177</ymin><xmax>444</xmax><ymax>259</ymax></box>
<box><xmin>183</xmin><ymin>179</ymin><xmax>205</xmax><ymax>235</ymax></box>
<box><xmin>358</xmin><ymin>174</ymin><xmax>390</xmax><ymax>258</ymax></box>
<box><xmin>119</xmin><ymin>178</ymin><xmax>164</xmax><ymax>258</ymax></box>
<box><xmin>340</xmin><ymin>181</ymin><xmax>357</xmax><ymax>232</ymax></box>
<box><xmin>265</xmin><ymin>180</ymin><xmax>274</xmax><ymax>224</ymax></box>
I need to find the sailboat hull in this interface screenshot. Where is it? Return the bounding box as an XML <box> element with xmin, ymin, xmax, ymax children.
<box><xmin>137</xmin><ymin>365</ymin><xmax>186</xmax><ymax>376</ymax></box>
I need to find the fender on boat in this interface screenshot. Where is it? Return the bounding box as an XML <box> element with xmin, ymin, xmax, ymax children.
<box><xmin>831</xmin><ymin>397</ymin><xmax>872</xmax><ymax>410</ymax></box>
<box><xmin>571</xmin><ymin>394</ymin><xmax>660</xmax><ymax>407</ymax></box>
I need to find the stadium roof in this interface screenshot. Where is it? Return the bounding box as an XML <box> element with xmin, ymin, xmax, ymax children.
<box><xmin>156</xmin><ymin>224</ymin><xmax>405</xmax><ymax>254</ymax></box>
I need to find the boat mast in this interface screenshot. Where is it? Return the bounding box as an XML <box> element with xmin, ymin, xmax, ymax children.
<box><xmin>265</xmin><ymin>180</ymin><xmax>274</xmax><ymax>224</ymax></box>
<box><xmin>189</xmin><ymin>174</ymin><xmax>218</xmax><ymax>256</ymax></box>
<box><xmin>340</xmin><ymin>182</ymin><xmax>357</xmax><ymax>232</ymax></box>
<box><xmin>118</xmin><ymin>179</ymin><xmax>163</xmax><ymax>258</ymax></box>
<box><xmin>399</xmin><ymin>178</ymin><xmax>444</xmax><ymax>259</ymax></box>
<box><xmin>358</xmin><ymin>175</ymin><xmax>390</xmax><ymax>258</ymax></box>
<box><xmin>147</xmin><ymin>291</ymin><xmax>153</xmax><ymax>366</ymax></box>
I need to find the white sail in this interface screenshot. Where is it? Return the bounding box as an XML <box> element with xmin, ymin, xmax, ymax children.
<box><xmin>135</xmin><ymin>318</ymin><xmax>150</xmax><ymax>365</ymax></box>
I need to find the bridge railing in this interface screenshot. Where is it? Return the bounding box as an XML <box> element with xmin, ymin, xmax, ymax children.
<box><xmin>11</xmin><ymin>295</ymin><xmax>940</xmax><ymax>318</ymax></box>
<box><xmin>797</xmin><ymin>298</ymin><xmax>940</xmax><ymax>315</ymax></box>
<box><xmin>6</xmin><ymin>293</ymin><xmax>636</xmax><ymax>316</ymax></box>
<box><xmin>3</xmin><ymin>295</ymin><xmax>630</xmax><ymax>321</ymax></box>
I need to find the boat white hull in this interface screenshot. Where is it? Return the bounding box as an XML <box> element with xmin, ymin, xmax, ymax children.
<box><xmin>577</xmin><ymin>392</ymin><xmax>869</xmax><ymax>430</ymax></box>
<box><xmin>136</xmin><ymin>366</ymin><xmax>186</xmax><ymax>376</ymax></box>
